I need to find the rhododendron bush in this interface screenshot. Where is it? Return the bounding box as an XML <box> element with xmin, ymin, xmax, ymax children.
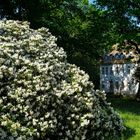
<box><xmin>0</xmin><ymin>20</ymin><xmax>124</xmax><ymax>140</ymax></box>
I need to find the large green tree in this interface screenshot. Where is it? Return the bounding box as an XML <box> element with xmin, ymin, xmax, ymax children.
<box><xmin>96</xmin><ymin>0</ymin><xmax>140</xmax><ymax>43</ymax></box>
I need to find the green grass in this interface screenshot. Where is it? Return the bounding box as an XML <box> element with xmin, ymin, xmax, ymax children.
<box><xmin>107</xmin><ymin>96</ymin><xmax>140</xmax><ymax>140</ymax></box>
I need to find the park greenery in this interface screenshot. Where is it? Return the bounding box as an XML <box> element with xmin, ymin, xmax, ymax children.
<box><xmin>0</xmin><ymin>0</ymin><xmax>140</xmax><ymax>139</ymax></box>
<box><xmin>108</xmin><ymin>96</ymin><xmax>140</xmax><ymax>140</ymax></box>
<box><xmin>0</xmin><ymin>0</ymin><xmax>139</xmax><ymax>88</ymax></box>
<box><xmin>0</xmin><ymin>20</ymin><xmax>124</xmax><ymax>140</ymax></box>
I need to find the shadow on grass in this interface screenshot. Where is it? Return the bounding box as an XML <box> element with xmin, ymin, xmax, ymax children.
<box><xmin>107</xmin><ymin>95</ymin><xmax>140</xmax><ymax>115</ymax></box>
<box><xmin>106</xmin><ymin>95</ymin><xmax>139</xmax><ymax>140</ymax></box>
<box><xmin>122</xmin><ymin>126</ymin><xmax>136</xmax><ymax>140</ymax></box>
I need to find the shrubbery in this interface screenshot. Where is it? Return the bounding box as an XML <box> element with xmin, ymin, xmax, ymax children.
<box><xmin>0</xmin><ymin>20</ymin><xmax>124</xmax><ymax>140</ymax></box>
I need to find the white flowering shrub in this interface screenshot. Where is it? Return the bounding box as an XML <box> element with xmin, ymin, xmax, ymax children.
<box><xmin>0</xmin><ymin>20</ymin><xmax>124</xmax><ymax>140</ymax></box>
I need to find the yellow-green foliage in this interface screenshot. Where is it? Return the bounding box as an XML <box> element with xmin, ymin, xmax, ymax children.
<box><xmin>108</xmin><ymin>97</ymin><xmax>140</xmax><ymax>140</ymax></box>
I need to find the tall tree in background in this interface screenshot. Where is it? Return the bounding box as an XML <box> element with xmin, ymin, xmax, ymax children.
<box><xmin>96</xmin><ymin>0</ymin><xmax>140</xmax><ymax>43</ymax></box>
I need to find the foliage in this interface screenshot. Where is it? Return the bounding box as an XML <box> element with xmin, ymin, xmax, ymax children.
<box><xmin>108</xmin><ymin>96</ymin><xmax>140</xmax><ymax>140</ymax></box>
<box><xmin>0</xmin><ymin>0</ymin><xmax>115</xmax><ymax>88</ymax></box>
<box><xmin>0</xmin><ymin>0</ymin><xmax>139</xmax><ymax>91</ymax></box>
<box><xmin>0</xmin><ymin>20</ymin><xmax>124</xmax><ymax>140</ymax></box>
<box><xmin>96</xmin><ymin>0</ymin><xmax>140</xmax><ymax>43</ymax></box>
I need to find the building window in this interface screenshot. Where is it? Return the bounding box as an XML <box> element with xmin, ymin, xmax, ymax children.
<box><xmin>127</xmin><ymin>66</ymin><xmax>130</xmax><ymax>73</ymax></box>
<box><xmin>109</xmin><ymin>80</ymin><xmax>114</xmax><ymax>92</ymax></box>
<box><xmin>120</xmin><ymin>53</ymin><xmax>125</xmax><ymax>59</ymax></box>
<box><xmin>110</xmin><ymin>54</ymin><xmax>113</xmax><ymax>61</ymax></box>
<box><xmin>106</xmin><ymin>67</ymin><xmax>108</xmax><ymax>75</ymax></box>
<box><xmin>122</xmin><ymin>65</ymin><xmax>124</xmax><ymax>73</ymax></box>
<box><xmin>131</xmin><ymin>78</ymin><xmax>134</xmax><ymax>84</ymax></box>
<box><xmin>118</xmin><ymin>54</ymin><xmax>121</xmax><ymax>60</ymax></box>
<box><xmin>116</xmin><ymin>66</ymin><xmax>119</xmax><ymax>74</ymax></box>
<box><xmin>102</xmin><ymin>67</ymin><xmax>105</xmax><ymax>75</ymax></box>
<box><xmin>128</xmin><ymin>81</ymin><xmax>131</xmax><ymax>90</ymax></box>
<box><xmin>115</xmin><ymin>81</ymin><xmax>119</xmax><ymax>90</ymax></box>
<box><xmin>120</xmin><ymin>81</ymin><xmax>124</xmax><ymax>90</ymax></box>
<box><xmin>115</xmin><ymin>53</ymin><xmax>119</xmax><ymax>59</ymax></box>
<box><xmin>110</xmin><ymin>66</ymin><xmax>113</xmax><ymax>75</ymax></box>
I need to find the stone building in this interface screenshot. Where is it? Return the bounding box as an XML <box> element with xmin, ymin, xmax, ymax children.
<box><xmin>100</xmin><ymin>44</ymin><xmax>139</xmax><ymax>96</ymax></box>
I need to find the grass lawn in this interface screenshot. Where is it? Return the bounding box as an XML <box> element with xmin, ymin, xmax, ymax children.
<box><xmin>107</xmin><ymin>96</ymin><xmax>140</xmax><ymax>140</ymax></box>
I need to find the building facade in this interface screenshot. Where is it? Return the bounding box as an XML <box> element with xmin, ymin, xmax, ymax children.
<box><xmin>100</xmin><ymin>44</ymin><xmax>139</xmax><ymax>96</ymax></box>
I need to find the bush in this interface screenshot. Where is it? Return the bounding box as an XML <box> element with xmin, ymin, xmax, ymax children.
<box><xmin>0</xmin><ymin>20</ymin><xmax>124</xmax><ymax>140</ymax></box>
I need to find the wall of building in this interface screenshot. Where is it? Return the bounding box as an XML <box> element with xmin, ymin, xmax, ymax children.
<box><xmin>100</xmin><ymin>63</ymin><xmax>139</xmax><ymax>95</ymax></box>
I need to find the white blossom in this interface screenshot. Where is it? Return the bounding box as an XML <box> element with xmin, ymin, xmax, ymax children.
<box><xmin>0</xmin><ymin>20</ymin><xmax>124</xmax><ymax>140</ymax></box>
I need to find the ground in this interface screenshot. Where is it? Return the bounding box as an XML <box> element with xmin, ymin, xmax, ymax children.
<box><xmin>107</xmin><ymin>96</ymin><xmax>140</xmax><ymax>140</ymax></box>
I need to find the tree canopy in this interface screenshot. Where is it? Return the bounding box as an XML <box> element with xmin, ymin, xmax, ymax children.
<box><xmin>0</xmin><ymin>0</ymin><xmax>140</xmax><ymax>88</ymax></box>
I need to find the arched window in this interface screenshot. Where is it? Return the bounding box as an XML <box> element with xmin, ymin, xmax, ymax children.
<box><xmin>120</xmin><ymin>53</ymin><xmax>125</xmax><ymax>59</ymax></box>
<box><xmin>112</xmin><ymin>55</ymin><xmax>115</xmax><ymax>60</ymax></box>
<box><xmin>118</xmin><ymin>53</ymin><xmax>122</xmax><ymax>60</ymax></box>
<box><xmin>115</xmin><ymin>53</ymin><xmax>119</xmax><ymax>59</ymax></box>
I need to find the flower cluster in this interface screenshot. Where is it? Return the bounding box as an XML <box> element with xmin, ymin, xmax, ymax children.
<box><xmin>0</xmin><ymin>20</ymin><xmax>124</xmax><ymax>140</ymax></box>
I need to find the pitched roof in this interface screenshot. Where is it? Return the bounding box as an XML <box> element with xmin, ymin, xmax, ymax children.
<box><xmin>101</xmin><ymin>43</ymin><xmax>140</xmax><ymax>64</ymax></box>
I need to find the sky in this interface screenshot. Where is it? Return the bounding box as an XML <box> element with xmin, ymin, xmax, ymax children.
<box><xmin>89</xmin><ymin>0</ymin><xmax>94</xmax><ymax>3</ymax></box>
